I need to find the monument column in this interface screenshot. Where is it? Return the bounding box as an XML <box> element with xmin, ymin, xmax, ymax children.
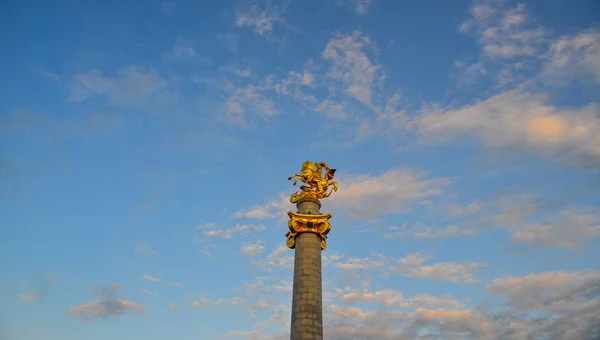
<box><xmin>286</xmin><ymin>160</ymin><xmax>338</xmax><ymax>340</ymax></box>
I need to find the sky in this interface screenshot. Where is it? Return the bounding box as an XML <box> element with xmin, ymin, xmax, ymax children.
<box><xmin>1</xmin><ymin>0</ymin><xmax>599</xmax><ymax>339</ymax></box>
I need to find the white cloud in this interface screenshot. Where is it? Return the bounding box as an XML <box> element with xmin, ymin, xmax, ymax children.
<box><xmin>67</xmin><ymin>284</ymin><xmax>145</xmax><ymax>322</ymax></box>
<box><xmin>334</xmin><ymin>253</ymin><xmax>387</xmax><ymax>271</ymax></box>
<box><xmin>232</xmin><ymin>193</ymin><xmax>293</xmax><ymax>221</ymax></box>
<box><xmin>321</xmin><ymin>301</ymin><xmax>496</xmax><ymax>340</ymax></box>
<box><xmin>512</xmin><ymin>208</ymin><xmax>600</xmax><ymax>248</ymax></box>
<box><xmin>191</xmin><ymin>296</ymin><xmax>212</xmax><ymax>308</ymax></box>
<box><xmin>162</xmin><ymin>37</ymin><xmax>198</xmax><ymax>62</ymax></box>
<box><xmin>385</xmin><ymin>223</ymin><xmax>476</xmax><ymax>239</ymax></box>
<box><xmin>315</xmin><ymin>98</ymin><xmax>348</xmax><ymax>119</ymax></box>
<box><xmin>323</xmin><ymin>31</ymin><xmax>383</xmax><ymax>111</ymax></box>
<box><xmin>67</xmin><ymin>299</ymin><xmax>145</xmax><ymax>321</ymax></box>
<box><xmin>252</xmin><ymin>244</ymin><xmax>294</xmax><ymax>271</ymax></box>
<box><xmin>140</xmin><ymin>274</ymin><xmax>161</xmax><ymax>283</ymax></box>
<box><xmin>199</xmin><ymin>244</ymin><xmax>219</xmax><ymax>259</ymax></box>
<box><xmin>397</xmin><ymin>252</ymin><xmax>429</xmax><ymax>266</ymax></box>
<box><xmin>456</xmin><ymin>1</ymin><xmax>547</xmax><ymax>87</ymax></box>
<box><xmin>241</xmin><ymin>240</ymin><xmax>265</xmax><ymax>256</ymax></box>
<box><xmin>196</xmin><ymin>222</ymin><xmax>215</xmax><ymax>229</ymax></box>
<box><xmin>69</xmin><ymin>66</ymin><xmax>170</xmax><ymax>104</ymax></box>
<box><xmin>243</xmin><ymin>277</ymin><xmax>293</xmax><ymax>297</ymax></box>
<box><xmin>234</xmin><ymin>0</ymin><xmax>286</xmax><ymax>40</ymax></box>
<box><xmin>17</xmin><ymin>273</ymin><xmax>59</xmax><ymax>303</ymax></box>
<box><xmin>141</xmin><ymin>289</ymin><xmax>157</xmax><ymax>295</ymax></box>
<box><xmin>263</xmin><ymin>71</ymin><xmax>317</xmax><ymax>108</ymax></box>
<box><xmin>218</xmin><ymin>33</ymin><xmax>239</xmax><ymax>52</ymax></box>
<box><xmin>448</xmin><ymin>202</ymin><xmax>481</xmax><ymax>216</ymax></box>
<box><xmin>334</xmin><ymin>0</ymin><xmax>375</xmax><ymax>15</ymax></box>
<box><xmin>330</xmin><ymin>168</ymin><xmax>449</xmax><ymax>220</ymax></box>
<box><xmin>460</xmin><ymin>2</ymin><xmax>546</xmax><ymax>58</ymax></box>
<box><xmin>486</xmin><ymin>194</ymin><xmax>539</xmax><ymax>227</ymax></box>
<box><xmin>544</xmin><ymin>28</ymin><xmax>600</xmax><ymax>83</ymax></box>
<box><xmin>396</xmin><ymin>253</ymin><xmax>488</xmax><ymax>283</ymax></box>
<box><xmin>410</xmin><ymin>89</ymin><xmax>600</xmax><ymax>168</ymax></box>
<box><xmin>486</xmin><ymin>269</ymin><xmax>600</xmax><ymax>312</ymax></box>
<box><xmin>486</xmin><ymin>269</ymin><xmax>600</xmax><ymax>338</ymax></box>
<box><xmin>458</xmin><ymin>1</ymin><xmax>598</xmax><ymax>90</ymax></box>
<box><xmin>140</xmin><ymin>275</ymin><xmax>180</xmax><ymax>287</ymax></box>
<box><xmin>134</xmin><ymin>243</ymin><xmax>159</xmax><ymax>255</ymax></box>
<box><xmin>202</xmin><ymin>223</ymin><xmax>267</xmax><ymax>238</ymax></box>
<box><xmin>191</xmin><ymin>296</ymin><xmax>244</xmax><ymax>309</ymax></box>
<box><xmin>343</xmin><ymin>289</ymin><xmax>463</xmax><ymax>309</ymax></box>
<box><xmin>223</xmin><ymin>83</ymin><xmax>278</xmax><ymax>126</ymax></box>
<box><xmin>19</xmin><ymin>291</ymin><xmax>41</xmax><ymax>302</ymax></box>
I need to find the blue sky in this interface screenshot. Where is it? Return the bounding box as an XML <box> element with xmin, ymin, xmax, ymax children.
<box><xmin>1</xmin><ymin>0</ymin><xmax>599</xmax><ymax>339</ymax></box>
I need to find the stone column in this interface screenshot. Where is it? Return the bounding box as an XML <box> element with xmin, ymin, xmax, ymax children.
<box><xmin>289</xmin><ymin>198</ymin><xmax>325</xmax><ymax>340</ymax></box>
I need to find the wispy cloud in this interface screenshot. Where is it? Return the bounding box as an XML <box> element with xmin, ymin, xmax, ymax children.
<box><xmin>334</xmin><ymin>253</ymin><xmax>387</xmax><ymax>271</ymax></box>
<box><xmin>456</xmin><ymin>1</ymin><xmax>547</xmax><ymax>87</ymax></box>
<box><xmin>234</xmin><ymin>0</ymin><xmax>287</xmax><ymax>40</ymax></box>
<box><xmin>241</xmin><ymin>240</ymin><xmax>266</xmax><ymax>256</ymax></box>
<box><xmin>384</xmin><ymin>223</ymin><xmax>476</xmax><ymax>239</ymax></box>
<box><xmin>140</xmin><ymin>275</ymin><xmax>181</xmax><ymax>287</ymax></box>
<box><xmin>543</xmin><ymin>28</ymin><xmax>600</xmax><ymax>84</ymax></box>
<box><xmin>512</xmin><ymin>208</ymin><xmax>600</xmax><ymax>248</ymax></box>
<box><xmin>223</xmin><ymin>83</ymin><xmax>279</xmax><ymax>126</ymax></box>
<box><xmin>18</xmin><ymin>273</ymin><xmax>59</xmax><ymax>303</ymax></box>
<box><xmin>323</xmin><ymin>31</ymin><xmax>384</xmax><ymax>112</ymax></box>
<box><xmin>232</xmin><ymin>193</ymin><xmax>292</xmax><ymax>220</ymax></box>
<box><xmin>19</xmin><ymin>291</ymin><xmax>42</xmax><ymax>302</ymax></box>
<box><xmin>334</xmin><ymin>0</ymin><xmax>375</xmax><ymax>15</ymax></box>
<box><xmin>251</xmin><ymin>244</ymin><xmax>294</xmax><ymax>271</ymax></box>
<box><xmin>343</xmin><ymin>289</ymin><xmax>463</xmax><ymax>309</ymax></box>
<box><xmin>199</xmin><ymin>244</ymin><xmax>219</xmax><ymax>259</ymax></box>
<box><xmin>134</xmin><ymin>243</ymin><xmax>159</xmax><ymax>255</ymax></box>
<box><xmin>201</xmin><ymin>223</ymin><xmax>267</xmax><ymax>239</ymax></box>
<box><xmin>191</xmin><ymin>296</ymin><xmax>244</xmax><ymax>309</ymax></box>
<box><xmin>486</xmin><ymin>269</ymin><xmax>600</xmax><ymax>311</ymax></box>
<box><xmin>162</xmin><ymin>37</ymin><xmax>205</xmax><ymax>63</ymax></box>
<box><xmin>69</xmin><ymin>65</ymin><xmax>171</xmax><ymax>104</ymax></box>
<box><xmin>66</xmin><ymin>284</ymin><xmax>145</xmax><ymax>322</ymax></box>
<box><xmin>395</xmin><ymin>253</ymin><xmax>488</xmax><ymax>283</ymax></box>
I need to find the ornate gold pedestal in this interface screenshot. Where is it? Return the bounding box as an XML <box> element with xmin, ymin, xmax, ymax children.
<box><xmin>285</xmin><ymin>211</ymin><xmax>332</xmax><ymax>250</ymax></box>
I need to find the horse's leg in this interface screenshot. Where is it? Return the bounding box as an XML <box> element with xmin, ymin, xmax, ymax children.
<box><xmin>316</xmin><ymin>181</ymin><xmax>324</xmax><ymax>193</ymax></box>
<box><xmin>327</xmin><ymin>181</ymin><xmax>338</xmax><ymax>191</ymax></box>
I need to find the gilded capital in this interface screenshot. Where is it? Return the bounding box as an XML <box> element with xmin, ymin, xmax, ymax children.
<box><xmin>285</xmin><ymin>211</ymin><xmax>332</xmax><ymax>250</ymax></box>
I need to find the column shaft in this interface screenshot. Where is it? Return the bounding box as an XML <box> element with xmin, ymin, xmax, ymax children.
<box><xmin>290</xmin><ymin>199</ymin><xmax>323</xmax><ymax>340</ymax></box>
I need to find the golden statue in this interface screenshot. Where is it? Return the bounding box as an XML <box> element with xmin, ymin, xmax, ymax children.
<box><xmin>288</xmin><ymin>160</ymin><xmax>338</xmax><ymax>203</ymax></box>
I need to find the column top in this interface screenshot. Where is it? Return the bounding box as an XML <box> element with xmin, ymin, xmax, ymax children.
<box><xmin>296</xmin><ymin>197</ymin><xmax>321</xmax><ymax>208</ymax></box>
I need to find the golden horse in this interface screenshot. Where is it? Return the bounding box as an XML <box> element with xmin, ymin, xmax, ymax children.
<box><xmin>288</xmin><ymin>160</ymin><xmax>338</xmax><ymax>203</ymax></box>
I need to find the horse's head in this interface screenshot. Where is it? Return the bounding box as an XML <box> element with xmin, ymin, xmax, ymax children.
<box><xmin>301</xmin><ymin>160</ymin><xmax>315</xmax><ymax>172</ymax></box>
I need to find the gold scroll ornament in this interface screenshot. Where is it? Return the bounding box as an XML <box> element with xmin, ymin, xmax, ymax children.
<box><xmin>286</xmin><ymin>211</ymin><xmax>332</xmax><ymax>250</ymax></box>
